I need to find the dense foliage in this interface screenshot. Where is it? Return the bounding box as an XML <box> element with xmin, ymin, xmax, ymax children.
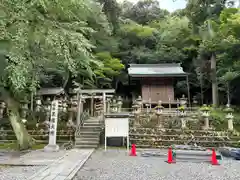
<box><xmin>0</xmin><ymin>0</ymin><xmax>240</xmax><ymax>105</ymax></box>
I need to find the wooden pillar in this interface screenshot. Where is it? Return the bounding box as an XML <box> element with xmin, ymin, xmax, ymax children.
<box><xmin>103</xmin><ymin>92</ymin><xmax>106</xmax><ymax>113</ymax></box>
<box><xmin>91</xmin><ymin>94</ymin><xmax>94</xmax><ymax>116</ymax></box>
<box><xmin>186</xmin><ymin>75</ymin><xmax>191</xmax><ymax>108</ymax></box>
<box><xmin>76</xmin><ymin>93</ymin><xmax>82</xmax><ymax>126</ymax></box>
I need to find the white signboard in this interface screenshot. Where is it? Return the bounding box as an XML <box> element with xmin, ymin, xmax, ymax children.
<box><xmin>105</xmin><ymin>117</ymin><xmax>129</xmax><ymax>151</ymax></box>
<box><xmin>105</xmin><ymin>118</ymin><xmax>129</xmax><ymax>137</ymax></box>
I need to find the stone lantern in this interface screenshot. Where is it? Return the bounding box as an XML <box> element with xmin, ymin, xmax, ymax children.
<box><xmin>132</xmin><ymin>103</ymin><xmax>140</xmax><ymax>115</ymax></box>
<box><xmin>35</xmin><ymin>96</ymin><xmax>42</xmax><ymax>112</ymax></box>
<box><xmin>200</xmin><ymin>104</ymin><xmax>210</xmax><ymax>130</ymax></box>
<box><xmin>155</xmin><ymin>101</ymin><xmax>164</xmax><ymax>127</ymax></box>
<box><xmin>178</xmin><ymin>105</ymin><xmax>187</xmax><ymax>129</ymax></box>
<box><xmin>110</xmin><ymin>99</ymin><xmax>118</xmax><ymax>113</ymax></box>
<box><xmin>132</xmin><ymin>103</ymin><xmax>141</xmax><ymax>126</ymax></box>
<box><xmin>44</xmin><ymin>98</ymin><xmax>52</xmax><ymax>126</ymax></box>
<box><xmin>67</xmin><ymin>98</ymin><xmax>75</xmax><ymax>123</ymax></box>
<box><xmin>155</xmin><ymin>101</ymin><xmax>164</xmax><ymax>115</ymax></box>
<box><xmin>45</xmin><ymin>98</ymin><xmax>52</xmax><ymax>111</ymax></box>
<box><xmin>62</xmin><ymin>98</ymin><xmax>68</xmax><ymax>113</ymax></box>
<box><xmin>106</xmin><ymin>97</ymin><xmax>111</xmax><ymax>113</ymax></box>
<box><xmin>136</xmin><ymin>96</ymin><xmax>143</xmax><ymax>110</ymax></box>
<box><xmin>180</xmin><ymin>94</ymin><xmax>187</xmax><ymax>107</ymax></box>
<box><xmin>192</xmin><ymin>96</ymin><xmax>198</xmax><ymax>107</ymax></box>
<box><xmin>224</xmin><ymin>104</ymin><xmax>234</xmax><ymax>131</ymax></box>
<box><xmin>117</xmin><ymin>96</ymin><xmax>123</xmax><ymax>113</ymax></box>
<box><xmin>145</xmin><ymin>103</ymin><xmax>150</xmax><ymax>113</ymax></box>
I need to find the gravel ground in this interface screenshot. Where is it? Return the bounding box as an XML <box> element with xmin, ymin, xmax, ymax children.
<box><xmin>74</xmin><ymin>149</ymin><xmax>240</xmax><ymax>180</ymax></box>
<box><xmin>0</xmin><ymin>149</ymin><xmax>67</xmax><ymax>180</ymax></box>
<box><xmin>0</xmin><ymin>166</ymin><xmax>45</xmax><ymax>180</ymax></box>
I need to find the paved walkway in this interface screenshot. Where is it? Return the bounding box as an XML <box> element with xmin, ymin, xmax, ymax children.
<box><xmin>0</xmin><ymin>150</ymin><xmax>67</xmax><ymax>166</ymax></box>
<box><xmin>27</xmin><ymin>149</ymin><xmax>94</xmax><ymax>180</ymax></box>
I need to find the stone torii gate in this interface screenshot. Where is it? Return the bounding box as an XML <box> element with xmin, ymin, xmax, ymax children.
<box><xmin>74</xmin><ymin>89</ymin><xmax>115</xmax><ymax>126</ymax></box>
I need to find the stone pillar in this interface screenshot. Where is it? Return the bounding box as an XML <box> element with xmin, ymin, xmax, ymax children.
<box><xmin>44</xmin><ymin>100</ymin><xmax>60</xmax><ymax>152</ymax></box>
<box><xmin>117</xmin><ymin>96</ymin><xmax>123</xmax><ymax>113</ymax></box>
<box><xmin>227</xmin><ymin>114</ymin><xmax>234</xmax><ymax>131</ymax></box>
<box><xmin>155</xmin><ymin>100</ymin><xmax>164</xmax><ymax>128</ymax></box>
<box><xmin>179</xmin><ymin>109</ymin><xmax>187</xmax><ymax>129</ymax></box>
<box><xmin>35</xmin><ymin>96</ymin><xmax>42</xmax><ymax>112</ymax></box>
<box><xmin>200</xmin><ymin>104</ymin><xmax>210</xmax><ymax>130</ymax></box>
<box><xmin>224</xmin><ymin>104</ymin><xmax>234</xmax><ymax>131</ymax></box>
<box><xmin>110</xmin><ymin>99</ymin><xmax>118</xmax><ymax>113</ymax></box>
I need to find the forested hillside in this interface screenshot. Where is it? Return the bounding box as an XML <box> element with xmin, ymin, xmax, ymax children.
<box><xmin>1</xmin><ymin>0</ymin><xmax>240</xmax><ymax>106</ymax></box>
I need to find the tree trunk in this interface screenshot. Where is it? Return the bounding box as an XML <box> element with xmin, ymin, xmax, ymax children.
<box><xmin>200</xmin><ymin>73</ymin><xmax>204</xmax><ymax>105</ymax></box>
<box><xmin>6</xmin><ymin>96</ymin><xmax>34</xmax><ymax>150</ymax></box>
<box><xmin>227</xmin><ymin>82</ymin><xmax>231</xmax><ymax>105</ymax></box>
<box><xmin>210</xmin><ymin>53</ymin><xmax>218</xmax><ymax>106</ymax></box>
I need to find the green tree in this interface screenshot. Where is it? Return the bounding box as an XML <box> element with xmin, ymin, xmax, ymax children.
<box><xmin>121</xmin><ymin>0</ymin><xmax>169</xmax><ymax>25</ymax></box>
<box><xmin>0</xmin><ymin>0</ymin><xmax>109</xmax><ymax>149</ymax></box>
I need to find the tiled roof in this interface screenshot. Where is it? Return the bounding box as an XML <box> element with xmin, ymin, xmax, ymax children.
<box><xmin>37</xmin><ymin>87</ymin><xmax>65</xmax><ymax>95</ymax></box>
<box><xmin>128</xmin><ymin>63</ymin><xmax>187</xmax><ymax>77</ymax></box>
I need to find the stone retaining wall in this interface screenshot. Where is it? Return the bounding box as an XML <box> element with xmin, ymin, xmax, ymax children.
<box><xmin>129</xmin><ymin>128</ymin><xmax>240</xmax><ymax>148</ymax></box>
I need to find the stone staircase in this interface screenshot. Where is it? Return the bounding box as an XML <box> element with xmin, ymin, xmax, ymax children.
<box><xmin>75</xmin><ymin>117</ymin><xmax>103</xmax><ymax>149</ymax></box>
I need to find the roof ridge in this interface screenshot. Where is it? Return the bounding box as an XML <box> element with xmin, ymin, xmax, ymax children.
<box><xmin>129</xmin><ymin>63</ymin><xmax>181</xmax><ymax>67</ymax></box>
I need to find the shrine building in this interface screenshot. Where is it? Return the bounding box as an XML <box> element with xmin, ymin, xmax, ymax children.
<box><xmin>128</xmin><ymin>63</ymin><xmax>189</xmax><ymax>105</ymax></box>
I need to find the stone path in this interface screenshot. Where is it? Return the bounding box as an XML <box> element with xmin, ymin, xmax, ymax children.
<box><xmin>0</xmin><ymin>149</ymin><xmax>94</xmax><ymax>180</ymax></box>
<box><xmin>27</xmin><ymin>149</ymin><xmax>94</xmax><ymax>180</ymax></box>
<box><xmin>0</xmin><ymin>150</ymin><xmax>67</xmax><ymax>166</ymax></box>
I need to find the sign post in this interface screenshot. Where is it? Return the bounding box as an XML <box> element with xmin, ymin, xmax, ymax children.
<box><xmin>104</xmin><ymin>113</ymin><xmax>130</xmax><ymax>152</ymax></box>
<box><xmin>44</xmin><ymin>100</ymin><xmax>59</xmax><ymax>152</ymax></box>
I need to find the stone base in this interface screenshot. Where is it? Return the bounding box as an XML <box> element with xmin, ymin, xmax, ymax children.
<box><xmin>44</xmin><ymin>144</ymin><xmax>59</xmax><ymax>152</ymax></box>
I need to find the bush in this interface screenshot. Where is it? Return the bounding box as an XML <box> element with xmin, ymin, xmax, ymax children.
<box><xmin>210</xmin><ymin>108</ymin><xmax>240</xmax><ymax>131</ymax></box>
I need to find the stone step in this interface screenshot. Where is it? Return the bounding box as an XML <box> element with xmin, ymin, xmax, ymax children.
<box><xmin>75</xmin><ymin>137</ymin><xmax>99</xmax><ymax>142</ymax></box>
<box><xmin>81</xmin><ymin>126</ymin><xmax>102</xmax><ymax>129</ymax></box>
<box><xmin>80</xmin><ymin>128</ymin><xmax>102</xmax><ymax>133</ymax></box>
<box><xmin>76</xmin><ymin>135</ymin><xmax>100</xmax><ymax>139</ymax></box>
<box><xmin>78</xmin><ymin>131</ymin><xmax>100</xmax><ymax>135</ymax></box>
<box><xmin>84</xmin><ymin>118</ymin><xmax>102</xmax><ymax>122</ymax></box>
<box><xmin>83</xmin><ymin>123</ymin><xmax>102</xmax><ymax>127</ymax></box>
<box><xmin>84</xmin><ymin>119</ymin><xmax>102</xmax><ymax>123</ymax></box>
<box><xmin>75</xmin><ymin>140</ymin><xmax>99</xmax><ymax>145</ymax></box>
<box><xmin>77</xmin><ymin>132</ymin><xmax>100</xmax><ymax>138</ymax></box>
<box><xmin>75</xmin><ymin>144</ymin><xmax>99</xmax><ymax>149</ymax></box>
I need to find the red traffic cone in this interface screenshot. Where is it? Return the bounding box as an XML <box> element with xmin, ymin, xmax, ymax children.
<box><xmin>211</xmin><ymin>149</ymin><xmax>219</xmax><ymax>165</ymax></box>
<box><xmin>167</xmin><ymin>147</ymin><xmax>175</xmax><ymax>164</ymax></box>
<box><xmin>130</xmin><ymin>144</ymin><xmax>137</xmax><ymax>156</ymax></box>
